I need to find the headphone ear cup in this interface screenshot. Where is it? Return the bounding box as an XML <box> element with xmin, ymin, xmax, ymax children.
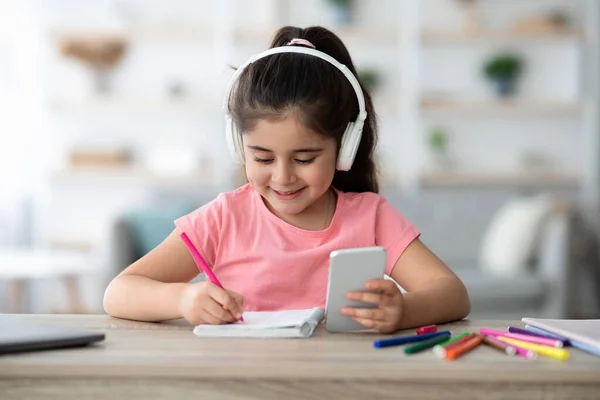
<box><xmin>337</xmin><ymin>122</ymin><xmax>356</xmax><ymax>171</ymax></box>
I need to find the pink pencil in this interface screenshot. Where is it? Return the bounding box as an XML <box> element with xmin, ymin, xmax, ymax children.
<box><xmin>180</xmin><ymin>232</ymin><xmax>244</xmax><ymax>322</ymax></box>
<box><xmin>480</xmin><ymin>328</ymin><xmax>563</xmax><ymax>348</ymax></box>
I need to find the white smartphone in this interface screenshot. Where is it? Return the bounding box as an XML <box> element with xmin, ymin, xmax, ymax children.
<box><xmin>324</xmin><ymin>246</ymin><xmax>386</xmax><ymax>332</ymax></box>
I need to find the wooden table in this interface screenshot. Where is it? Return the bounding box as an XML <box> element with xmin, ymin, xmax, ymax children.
<box><xmin>1</xmin><ymin>315</ymin><xmax>599</xmax><ymax>399</ymax></box>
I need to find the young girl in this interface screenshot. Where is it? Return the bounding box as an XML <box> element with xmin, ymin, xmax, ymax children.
<box><xmin>103</xmin><ymin>26</ymin><xmax>470</xmax><ymax>334</ymax></box>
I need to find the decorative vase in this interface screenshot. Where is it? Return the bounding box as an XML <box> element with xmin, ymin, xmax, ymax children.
<box><xmin>493</xmin><ymin>76</ymin><xmax>516</xmax><ymax>97</ymax></box>
<box><xmin>431</xmin><ymin>149</ymin><xmax>454</xmax><ymax>170</ymax></box>
<box><xmin>91</xmin><ymin>67</ymin><xmax>113</xmax><ymax>94</ymax></box>
<box><xmin>330</xmin><ymin>3</ymin><xmax>351</xmax><ymax>26</ymax></box>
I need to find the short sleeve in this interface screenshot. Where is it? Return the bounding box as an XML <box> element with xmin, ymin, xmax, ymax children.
<box><xmin>375</xmin><ymin>198</ymin><xmax>420</xmax><ymax>276</ymax></box>
<box><xmin>174</xmin><ymin>194</ymin><xmax>225</xmax><ymax>271</ymax></box>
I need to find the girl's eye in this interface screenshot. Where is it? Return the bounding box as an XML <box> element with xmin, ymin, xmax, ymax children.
<box><xmin>296</xmin><ymin>158</ymin><xmax>315</xmax><ymax>165</ymax></box>
<box><xmin>254</xmin><ymin>157</ymin><xmax>273</xmax><ymax>164</ymax></box>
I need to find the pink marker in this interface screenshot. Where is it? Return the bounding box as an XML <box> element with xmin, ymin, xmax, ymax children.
<box><xmin>495</xmin><ymin>337</ymin><xmax>537</xmax><ymax>360</ymax></box>
<box><xmin>180</xmin><ymin>232</ymin><xmax>244</xmax><ymax>322</ymax></box>
<box><xmin>480</xmin><ymin>328</ymin><xmax>563</xmax><ymax>348</ymax></box>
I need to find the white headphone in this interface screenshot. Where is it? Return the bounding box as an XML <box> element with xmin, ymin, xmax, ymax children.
<box><xmin>222</xmin><ymin>45</ymin><xmax>367</xmax><ymax>171</ymax></box>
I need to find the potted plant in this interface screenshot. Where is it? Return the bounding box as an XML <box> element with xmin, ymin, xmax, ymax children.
<box><xmin>358</xmin><ymin>68</ymin><xmax>381</xmax><ymax>92</ymax></box>
<box><xmin>483</xmin><ymin>52</ymin><xmax>523</xmax><ymax>97</ymax></box>
<box><xmin>325</xmin><ymin>0</ymin><xmax>354</xmax><ymax>26</ymax></box>
<box><xmin>428</xmin><ymin>126</ymin><xmax>452</xmax><ymax>169</ymax></box>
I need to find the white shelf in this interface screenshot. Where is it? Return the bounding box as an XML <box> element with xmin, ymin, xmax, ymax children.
<box><xmin>51</xmin><ymin>167</ymin><xmax>214</xmax><ymax>186</ymax></box>
<box><xmin>422</xmin><ymin>28</ymin><xmax>584</xmax><ymax>44</ymax></box>
<box><xmin>229</xmin><ymin>27</ymin><xmax>583</xmax><ymax>46</ymax></box>
<box><xmin>420</xmin><ymin>99</ymin><xmax>584</xmax><ymax>116</ymax></box>
<box><xmin>52</xmin><ymin>26</ymin><xmax>581</xmax><ymax>45</ymax></box>
<box><xmin>329</xmin><ymin>27</ymin><xmax>400</xmax><ymax>43</ymax></box>
<box><xmin>372</xmin><ymin>94</ymin><xmax>399</xmax><ymax>115</ymax></box>
<box><xmin>52</xmin><ymin>26</ymin><xmax>401</xmax><ymax>45</ymax></box>
<box><xmin>232</xmin><ymin>27</ymin><xmax>400</xmax><ymax>45</ymax></box>
<box><xmin>48</xmin><ymin>96</ymin><xmax>219</xmax><ymax>116</ymax></box>
<box><xmin>51</xmin><ymin>26</ymin><xmax>213</xmax><ymax>42</ymax></box>
<box><xmin>419</xmin><ymin>171</ymin><xmax>581</xmax><ymax>187</ymax></box>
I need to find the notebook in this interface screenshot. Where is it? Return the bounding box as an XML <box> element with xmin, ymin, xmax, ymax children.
<box><xmin>193</xmin><ymin>307</ymin><xmax>325</xmax><ymax>338</ymax></box>
<box><xmin>521</xmin><ymin>317</ymin><xmax>600</xmax><ymax>352</ymax></box>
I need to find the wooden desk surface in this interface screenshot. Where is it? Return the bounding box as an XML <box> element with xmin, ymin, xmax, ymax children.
<box><xmin>1</xmin><ymin>315</ymin><xmax>599</xmax><ymax>400</ymax></box>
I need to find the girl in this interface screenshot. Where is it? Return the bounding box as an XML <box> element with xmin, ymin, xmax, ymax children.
<box><xmin>103</xmin><ymin>26</ymin><xmax>470</xmax><ymax>334</ymax></box>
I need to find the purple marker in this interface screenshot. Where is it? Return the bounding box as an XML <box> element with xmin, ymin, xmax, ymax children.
<box><xmin>508</xmin><ymin>326</ymin><xmax>570</xmax><ymax>346</ymax></box>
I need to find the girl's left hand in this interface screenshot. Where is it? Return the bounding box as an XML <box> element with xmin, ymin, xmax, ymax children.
<box><xmin>341</xmin><ymin>279</ymin><xmax>404</xmax><ymax>334</ymax></box>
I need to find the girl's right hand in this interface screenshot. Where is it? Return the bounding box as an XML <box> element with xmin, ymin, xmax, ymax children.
<box><xmin>179</xmin><ymin>281</ymin><xmax>244</xmax><ymax>325</ymax></box>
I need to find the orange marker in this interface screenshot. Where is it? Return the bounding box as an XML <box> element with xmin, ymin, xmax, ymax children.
<box><xmin>445</xmin><ymin>334</ymin><xmax>483</xmax><ymax>360</ymax></box>
<box><xmin>434</xmin><ymin>333</ymin><xmax>476</xmax><ymax>358</ymax></box>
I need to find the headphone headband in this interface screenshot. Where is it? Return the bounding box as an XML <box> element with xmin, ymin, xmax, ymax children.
<box><xmin>222</xmin><ymin>45</ymin><xmax>367</xmax><ymax>171</ymax></box>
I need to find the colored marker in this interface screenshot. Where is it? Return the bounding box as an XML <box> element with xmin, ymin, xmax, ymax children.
<box><xmin>373</xmin><ymin>330</ymin><xmax>452</xmax><ymax>348</ymax></box>
<box><xmin>523</xmin><ymin>325</ymin><xmax>570</xmax><ymax>343</ymax></box>
<box><xmin>477</xmin><ymin>334</ymin><xmax>516</xmax><ymax>356</ymax></box>
<box><xmin>525</xmin><ymin>325</ymin><xmax>599</xmax><ymax>356</ymax></box>
<box><xmin>180</xmin><ymin>232</ymin><xmax>244</xmax><ymax>322</ymax></box>
<box><xmin>445</xmin><ymin>334</ymin><xmax>483</xmax><ymax>360</ymax></box>
<box><xmin>404</xmin><ymin>333</ymin><xmax>450</xmax><ymax>355</ymax></box>
<box><xmin>434</xmin><ymin>333</ymin><xmax>475</xmax><ymax>358</ymax></box>
<box><xmin>480</xmin><ymin>328</ymin><xmax>564</xmax><ymax>348</ymax></box>
<box><xmin>513</xmin><ymin>344</ymin><xmax>538</xmax><ymax>360</ymax></box>
<box><xmin>497</xmin><ymin>336</ymin><xmax>570</xmax><ymax>360</ymax></box>
<box><xmin>416</xmin><ymin>324</ymin><xmax>438</xmax><ymax>335</ymax></box>
<box><xmin>432</xmin><ymin>332</ymin><xmax>470</xmax><ymax>352</ymax></box>
<box><xmin>491</xmin><ymin>333</ymin><xmax>537</xmax><ymax>360</ymax></box>
<box><xmin>509</xmin><ymin>326</ymin><xmax>570</xmax><ymax>345</ymax></box>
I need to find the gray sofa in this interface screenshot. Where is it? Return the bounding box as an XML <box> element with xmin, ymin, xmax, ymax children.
<box><xmin>381</xmin><ymin>186</ymin><xmax>598</xmax><ymax>319</ymax></box>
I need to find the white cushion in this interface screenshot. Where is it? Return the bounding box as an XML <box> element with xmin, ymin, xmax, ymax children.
<box><xmin>478</xmin><ymin>195</ymin><xmax>553</xmax><ymax>277</ymax></box>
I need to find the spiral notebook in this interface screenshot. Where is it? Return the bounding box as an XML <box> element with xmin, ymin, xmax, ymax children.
<box><xmin>193</xmin><ymin>307</ymin><xmax>325</xmax><ymax>338</ymax></box>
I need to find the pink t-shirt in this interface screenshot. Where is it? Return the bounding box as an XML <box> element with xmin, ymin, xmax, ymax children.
<box><xmin>174</xmin><ymin>184</ymin><xmax>420</xmax><ymax>312</ymax></box>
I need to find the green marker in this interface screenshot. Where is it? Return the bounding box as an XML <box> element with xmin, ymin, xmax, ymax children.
<box><xmin>432</xmin><ymin>332</ymin><xmax>471</xmax><ymax>357</ymax></box>
<box><xmin>404</xmin><ymin>333</ymin><xmax>451</xmax><ymax>355</ymax></box>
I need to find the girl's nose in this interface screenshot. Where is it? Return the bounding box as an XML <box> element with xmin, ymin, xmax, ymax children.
<box><xmin>272</xmin><ymin>161</ymin><xmax>297</xmax><ymax>185</ymax></box>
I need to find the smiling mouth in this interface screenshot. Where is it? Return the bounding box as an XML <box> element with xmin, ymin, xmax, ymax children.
<box><xmin>271</xmin><ymin>187</ymin><xmax>305</xmax><ymax>199</ymax></box>
<box><xmin>273</xmin><ymin>189</ymin><xmax>301</xmax><ymax>195</ymax></box>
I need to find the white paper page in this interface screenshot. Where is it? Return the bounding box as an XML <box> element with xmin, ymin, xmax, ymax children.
<box><xmin>192</xmin><ymin>308</ymin><xmax>324</xmax><ymax>338</ymax></box>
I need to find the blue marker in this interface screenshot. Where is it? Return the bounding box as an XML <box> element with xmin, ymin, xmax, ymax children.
<box><xmin>526</xmin><ymin>325</ymin><xmax>600</xmax><ymax>357</ymax></box>
<box><xmin>524</xmin><ymin>325</ymin><xmax>570</xmax><ymax>342</ymax></box>
<box><xmin>373</xmin><ymin>330</ymin><xmax>452</xmax><ymax>348</ymax></box>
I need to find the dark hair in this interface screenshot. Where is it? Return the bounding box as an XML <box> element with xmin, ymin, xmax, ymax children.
<box><xmin>229</xmin><ymin>26</ymin><xmax>379</xmax><ymax>193</ymax></box>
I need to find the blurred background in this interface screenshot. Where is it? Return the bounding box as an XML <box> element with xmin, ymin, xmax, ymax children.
<box><xmin>1</xmin><ymin>0</ymin><xmax>599</xmax><ymax>319</ymax></box>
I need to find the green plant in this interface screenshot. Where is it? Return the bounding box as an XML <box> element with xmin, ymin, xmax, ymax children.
<box><xmin>428</xmin><ymin>126</ymin><xmax>447</xmax><ymax>152</ymax></box>
<box><xmin>358</xmin><ymin>68</ymin><xmax>380</xmax><ymax>92</ymax></box>
<box><xmin>325</xmin><ymin>0</ymin><xmax>354</xmax><ymax>5</ymax></box>
<box><xmin>483</xmin><ymin>52</ymin><xmax>523</xmax><ymax>80</ymax></box>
